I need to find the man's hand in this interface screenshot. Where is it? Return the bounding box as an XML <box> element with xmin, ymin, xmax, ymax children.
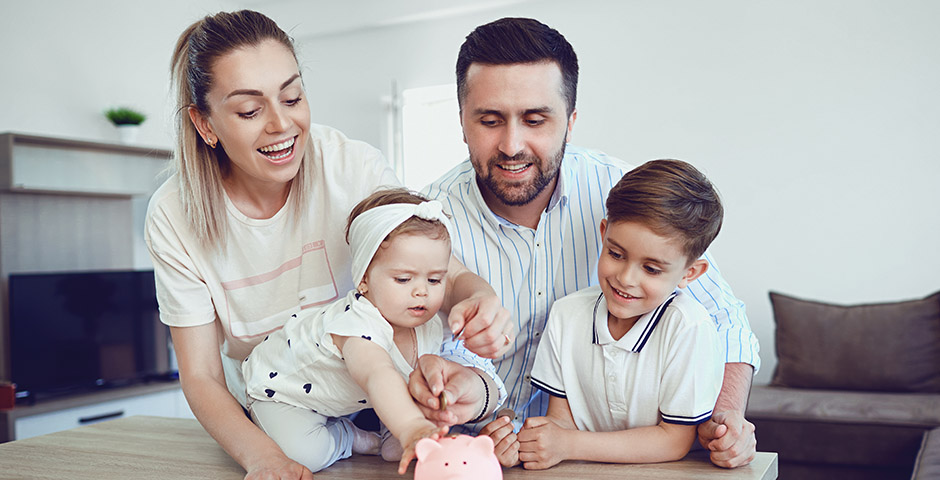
<box><xmin>697</xmin><ymin>410</ymin><xmax>756</xmax><ymax>468</ymax></box>
<box><xmin>407</xmin><ymin>355</ymin><xmax>484</xmax><ymax>425</ymax></box>
<box><xmin>517</xmin><ymin>416</ymin><xmax>568</xmax><ymax>470</ymax></box>
<box><xmin>448</xmin><ymin>293</ymin><xmax>513</xmax><ymax>359</ymax></box>
<box><xmin>479</xmin><ymin>414</ymin><xmax>519</xmax><ymax>467</ymax></box>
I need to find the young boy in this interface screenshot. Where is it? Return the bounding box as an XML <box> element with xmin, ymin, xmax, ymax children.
<box><xmin>516</xmin><ymin>159</ymin><xmax>725</xmax><ymax>469</ymax></box>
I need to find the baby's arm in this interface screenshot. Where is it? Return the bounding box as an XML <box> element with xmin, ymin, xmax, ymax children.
<box><xmin>334</xmin><ymin>335</ymin><xmax>447</xmax><ymax>473</ymax></box>
<box><xmin>518</xmin><ymin>395</ymin><xmax>696</xmax><ymax>469</ymax></box>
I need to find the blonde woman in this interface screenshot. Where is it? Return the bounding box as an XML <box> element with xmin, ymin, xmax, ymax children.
<box><xmin>146</xmin><ymin>10</ymin><xmax>510</xmax><ymax>480</ymax></box>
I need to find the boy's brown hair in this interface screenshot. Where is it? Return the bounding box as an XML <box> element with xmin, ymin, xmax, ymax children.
<box><xmin>606</xmin><ymin>159</ymin><xmax>723</xmax><ymax>263</ymax></box>
<box><xmin>345</xmin><ymin>188</ymin><xmax>451</xmax><ymax>245</ymax></box>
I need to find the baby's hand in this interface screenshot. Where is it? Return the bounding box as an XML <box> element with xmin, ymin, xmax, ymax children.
<box><xmin>398</xmin><ymin>422</ymin><xmax>449</xmax><ymax>474</ymax></box>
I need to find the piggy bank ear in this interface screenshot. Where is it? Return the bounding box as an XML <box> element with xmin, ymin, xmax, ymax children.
<box><xmin>470</xmin><ymin>434</ymin><xmax>495</xmax><ymax>453</ymax></box>
<box><xmin>415</xmin><ymin>437</ymin><xmax>442</xmax><ymax>460</ymax></box>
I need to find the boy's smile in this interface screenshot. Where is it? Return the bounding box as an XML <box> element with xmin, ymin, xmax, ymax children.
<box><xmin>597</xmin><ymin>219</ymin><xmax>707</xmax><ymax>339</ymax></box>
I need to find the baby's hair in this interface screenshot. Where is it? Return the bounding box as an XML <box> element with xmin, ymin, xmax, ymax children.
<box><xmin>345</xmin><ymin>188</ymin><xmax>451</xmax><ymax>245</ymax></box>
<box><xmin>606</xmin><ymin>159</ymin><xmax>723</xmax><ymax>262</ymax></box>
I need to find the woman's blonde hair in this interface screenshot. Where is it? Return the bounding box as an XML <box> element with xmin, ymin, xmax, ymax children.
<box><xmin>169</xmin><ymin>10</ymin><xmax>314</xmax><ymax>249</ymax></box>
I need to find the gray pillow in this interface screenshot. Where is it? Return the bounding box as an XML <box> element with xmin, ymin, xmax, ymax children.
<box><xmin>770</xmin><ymin>290</ymin><xmax>940</xmax><ymax>393</ymax></box>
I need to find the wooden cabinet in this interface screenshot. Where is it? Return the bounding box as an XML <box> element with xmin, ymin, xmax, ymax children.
<box><xmin>0</xmin><ymin>132</ymin><xmax>176</xmax><ymax>443</ymax></box>
<box><xmin>1</xmin><ymin>382</ymin><xmax>194</xmax><ymax>442</ymax></box>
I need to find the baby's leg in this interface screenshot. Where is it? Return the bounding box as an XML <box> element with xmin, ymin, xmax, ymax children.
<box><xmin>379</xmin><ymin>424</ymin><xmax>404</xmax><ymax>462</ymax></box>
<box><xmin>249</xmin><ymin>401</ymin><xmax>372</xmax><ymax>472</ymax></box>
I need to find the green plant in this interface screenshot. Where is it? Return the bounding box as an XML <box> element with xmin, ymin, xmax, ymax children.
<box><xmin>104</xmin><ymin>107</ymin><xmax>146</xmax><ymax>126</ymax></box>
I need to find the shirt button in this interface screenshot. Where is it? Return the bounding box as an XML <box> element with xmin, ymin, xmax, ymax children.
<box><xmin>536</xmin><ymin>242</ymin><xmax>541</xmax><ymax>248</ymax></box>
<box><xmin>534</xmin><ymin>332</ymin><xmax>541</xmax><ymax>337</ymax></box>
<box><xmin>537</xmin><ymin>291</ymin><xmax>543</xmax><ymax>296</ymax></box>
<box><xmin>524</xmin><ymin>375</ymin><xmax>531</xmax><ymax>382</ymax></box>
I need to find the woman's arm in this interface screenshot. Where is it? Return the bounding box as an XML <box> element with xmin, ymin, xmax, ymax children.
<box><xmin>172</xmin><ymin>325</ymin><xmax>312</xmax><ymax>480</ymax></box>
<box><xmin>335</xmin><ymin>335</ymin><xmax>446</xmax><ymax>474</ymax></box>
<box><xmin>517</xmin><ymin>395</ymin><xmax>697</xmax><ymax>469</ymax></box>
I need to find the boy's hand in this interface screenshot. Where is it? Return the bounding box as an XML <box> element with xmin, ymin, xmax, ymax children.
<box><xmin>697</xmin><ymin>410</ymin><xmax>756</xmax><ymax>468</ymax></box>
<box><xmin>517</xmin><ymin>416</ymin><xmax>568</xmax><ymax>470</ymax></box>
<box><xmin>397</xmin><ymin>423</ymin><xmax>449</xmax><ymax>474</ymax></box>
<box><xmin>479</xmin><ymin>414</ymin><xmax>519</xmax><ymax>467</ymax></box>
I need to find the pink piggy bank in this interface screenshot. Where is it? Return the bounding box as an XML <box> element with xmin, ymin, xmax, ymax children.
<box><xmin>414</xmin><ymin>434</ymin><xmax>503</xmax><ymax>480</ymax></box>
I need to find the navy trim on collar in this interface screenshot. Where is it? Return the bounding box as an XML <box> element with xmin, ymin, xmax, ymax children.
<box><xmin>591</xmin><ymin>292</ymin><xmax>605</xmax><ymax>345</ymax></box>
<box><xmin>632</xmin><ymin>292</ymin><xmax>677</xmax><ymax>353</ymax></box>
<box><xmin>592</xmin><ymin>291</ymin><xmax>678</xmax><ymax>352</ymax></box>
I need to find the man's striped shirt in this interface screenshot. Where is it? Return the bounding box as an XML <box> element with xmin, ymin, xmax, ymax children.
<box><xmin>423</xmin><ymin>145</ymin><xmax>760</xmax><ymax>430</ymax></box>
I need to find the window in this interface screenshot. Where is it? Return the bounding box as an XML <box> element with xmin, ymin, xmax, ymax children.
<box><xmin>387</xmin><ymin>84</ymin><xmax>467</xmax><ymax>190</ymax></box>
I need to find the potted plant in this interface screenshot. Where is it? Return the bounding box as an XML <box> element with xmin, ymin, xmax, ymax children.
<box><xmin>104</xmin><ymin>107</ymin><xmax>146</xmax><ymax>144</ymax></box>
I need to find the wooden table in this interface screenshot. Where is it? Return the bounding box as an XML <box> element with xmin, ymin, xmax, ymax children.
<box><xmin>0</xmin><ymin>416</ymin><xmax>777</xmax><ymax>479</ymax></box>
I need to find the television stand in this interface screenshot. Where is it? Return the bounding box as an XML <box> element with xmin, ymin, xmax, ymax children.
<box><xmin>0</xmin><ymin>379</ymin><xmax>190</xmax><ymax>443</ymax></box>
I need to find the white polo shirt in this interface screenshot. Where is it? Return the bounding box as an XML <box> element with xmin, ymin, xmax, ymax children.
<box><xmin>530</xmin><ymin>286</ymin><xmax>723</xmax><ymax>432</ymax></box>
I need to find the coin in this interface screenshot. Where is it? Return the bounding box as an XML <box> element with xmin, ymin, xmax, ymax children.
<box><xmin>439</xmin><ymin>391</ymin><xmax>448</xmax><ymax>411</ymax></box>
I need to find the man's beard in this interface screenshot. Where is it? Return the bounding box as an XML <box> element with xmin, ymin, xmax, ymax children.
<box><xmin>474</xmin><ymin>140</ymin><xmax>566</xmax><ymax>207</ymax></box>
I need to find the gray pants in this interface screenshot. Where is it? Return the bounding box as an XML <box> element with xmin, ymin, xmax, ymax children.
<box><xmin>248</xmin><ymin>399</ymin><xmax>356</xmax><ymax>472</ymax></box>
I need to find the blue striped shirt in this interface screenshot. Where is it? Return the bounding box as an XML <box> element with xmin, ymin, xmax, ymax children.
<box><xmin>423</xmin><ymin>145</ymin><xmax>760</xmax><ymax>429</ymax></box>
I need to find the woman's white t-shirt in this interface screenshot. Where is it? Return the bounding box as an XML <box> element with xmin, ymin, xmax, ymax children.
<box><xmin>144</xmin><ymin>124</ymin><xmax>400</xmax><ymax>405</ymax></box>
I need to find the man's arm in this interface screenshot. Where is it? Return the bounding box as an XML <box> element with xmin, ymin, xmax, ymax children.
<box><xmin>697</xmin><ymin>362</ymin><xmax>756</xmax><ymax>468</ymax></box>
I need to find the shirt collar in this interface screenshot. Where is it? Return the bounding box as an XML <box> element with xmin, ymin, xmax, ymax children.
<box><xmin>592</xmin><ymin>291</ymin><xmax>678</xmax><ymax>353</ymax></box>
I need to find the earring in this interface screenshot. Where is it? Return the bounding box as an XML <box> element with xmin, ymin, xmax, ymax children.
<box><xmin>205</xmin><ymin>137</ymin><xmax>217</xmax><ymax>149</ymax></box>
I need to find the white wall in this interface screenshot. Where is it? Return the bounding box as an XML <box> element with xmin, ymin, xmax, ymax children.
<box><xmin>2</xmin><ymin>0</ymin><xmax>938</xmax><ymax>384</ymax></box>
<box><xmin>295</xmin><ymin>0</ymin><xmax>940</xmax><ymax>384</ymax></box>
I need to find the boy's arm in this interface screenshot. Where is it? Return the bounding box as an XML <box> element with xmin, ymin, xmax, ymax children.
<box><xmin>518</xmin><ymin>396</ymin><xmax>696</xmax><ymax>469</ymax></box>
<box><xmin>335</xmin><ymin>335</ymin><xmax>446</xmax><ymax>474</ymax></box>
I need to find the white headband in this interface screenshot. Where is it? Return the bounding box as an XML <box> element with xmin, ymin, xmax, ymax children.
<box><xmin>348</xmin><ymin>200</ymin><xmax>454</xmax><ymax>288</ymax></box>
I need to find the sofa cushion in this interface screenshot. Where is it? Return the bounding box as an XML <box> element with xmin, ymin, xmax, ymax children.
<box><xmin>747</xmin><ymin>385</ymin><xmax>940</xmax><ymax>427</ymax></box>
<box><xmin>747</xmin><ymin>386</ymin><xmax>940</xmax><ymax>471</ymax></box>
<box><xmin>912</xmin><ymin>427</ymin><xmax>940</xmax><ymax>480</ymax></box>
<box><xmin>770</xmin><ymin>290</ymin><xmax>940</xmax><ymax>392</ymax></box>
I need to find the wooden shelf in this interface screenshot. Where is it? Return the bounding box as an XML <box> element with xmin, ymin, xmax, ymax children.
<box><xmin>0</xmin><ymin>132</ymin><xmax>172</xmax><ymax>197</ymax></box>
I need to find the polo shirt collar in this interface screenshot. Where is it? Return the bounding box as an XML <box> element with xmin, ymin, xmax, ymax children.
<box><xmin>592</xmin><ymin>291</ymin><xmax>678</xmax><ymax>353</ymax></box>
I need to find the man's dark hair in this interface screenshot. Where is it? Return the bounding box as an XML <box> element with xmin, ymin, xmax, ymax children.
<box><xmin>606</xmin><ymin>160</ymin><xmax>724</xmax><ymax>263</ymax></box>
<box><xmin>456</xmin><ymin>17</ymin><xmax>579</xmax><ymax>116</ymax></box>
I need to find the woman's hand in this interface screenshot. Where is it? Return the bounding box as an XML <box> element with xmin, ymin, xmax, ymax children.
<box><xmin>442</xmin><ymin>256</ymin><xmax>513</xmax><ymax>359</ymax></box>
<box><xmin>448</xmin><ymin>293</ymin><xmax>514</xmax><ymax>359</ymax></box>
<box><xmin>244</xmin><ymin>455</ymin><xmax>313</xmax><ymax>480</ymax></box>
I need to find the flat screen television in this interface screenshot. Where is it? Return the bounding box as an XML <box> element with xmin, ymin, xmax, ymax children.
<box><xmin>8</xmin><ymin>270</ymin><xmax>174</xmax><ymax>402</ymax></box>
